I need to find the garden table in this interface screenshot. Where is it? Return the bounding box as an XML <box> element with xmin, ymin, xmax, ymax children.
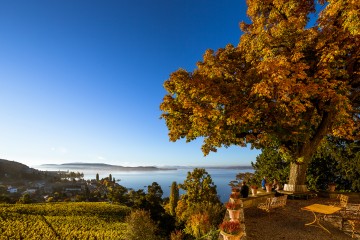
<box><xmin>301</xmin><ymin>204</ymin><xmax>341</xmax><ymax>234</ymax></box>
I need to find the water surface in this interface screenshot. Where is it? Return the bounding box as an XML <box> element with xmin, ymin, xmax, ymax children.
<box><xmin>37</xmin><ymin>166</ymin><xmax>254</xmax><ymax>202</ymax></box>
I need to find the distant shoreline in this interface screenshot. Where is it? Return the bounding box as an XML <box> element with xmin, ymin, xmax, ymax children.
<box><xmin>36</xmin><ymin>162</ymin><xmax>253</xmax><ymax>172</ymax></box>
<box><xmin>38</xmin><ymin>163</ymin><xmax>176</xmax><ymax>171</ymax></box>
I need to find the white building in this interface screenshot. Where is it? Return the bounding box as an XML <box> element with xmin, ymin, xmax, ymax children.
<box><xmin>7</xmin><ymin>187</ymin><xmax>18</xmax><ymax>193</ymax></box>
<box><xmin>23</xmin><ymin>188</ymin><xmax>37</xmax><ymax>194</ymax></box>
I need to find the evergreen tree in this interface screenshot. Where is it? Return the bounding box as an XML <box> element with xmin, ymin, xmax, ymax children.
<box><xmin>252</xmin><ymin>138</ymin><xmax>360</xmax><ymax>192</ymax></box>
<box><xmin>96</xmin><ymin>173</ymin><xmax>99</xmax><ymax>181</ymax></box>
<box><xmin>252</xmin><ymin>148</ymin><xmax>290</xmax><ymax>186</ymax></box>
<box><xmin>145</xmin><ymin>182</ymin><xmax>176</xmax><ymax>238</ymax></box>
<box><xmin>169</xmin><ymin>181</ymin><xmax>179</xmax><ymax>216</ymax></box>
<box><xmin>307</xmin><ymin>138</ymin><xmax>360</xmax><ymax>191</ymax></box>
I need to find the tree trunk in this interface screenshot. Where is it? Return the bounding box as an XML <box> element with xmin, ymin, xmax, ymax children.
<box><xmin>284</xmin><ymin>162</ymin><xmax>309</xmax><ymax>192</ymax></box>
<box><xmin>288</xmin><ymin>162</ymin><xmax>308</xmax><ymax>185</ymax></box>
<box><xmin>284</xmin><ymin>110</ymin><xmax>334</xmax><ymax>192</ymax></box>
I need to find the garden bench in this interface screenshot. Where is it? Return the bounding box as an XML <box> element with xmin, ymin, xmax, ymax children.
<box><xmin>257</xmin><ymin>195</ymin><xmax>288</xmax><ymax>212</ymax></box>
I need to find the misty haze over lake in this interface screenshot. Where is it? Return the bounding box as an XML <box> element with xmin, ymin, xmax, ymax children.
<box><xmin>37</xmin><ymin>164</ymin><xmax>254</xmax><ymax>202</ymax></box>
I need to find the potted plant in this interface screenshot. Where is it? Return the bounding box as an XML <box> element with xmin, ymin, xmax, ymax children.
<box><xmin>251</xmin><ymin>185</ymin><xmax>258</xmax><ymax>196</ymax></box>
<box><xmin>226</xmin><ymin>202</ymin><xmax>241</xmax><ymax>210</ymax></box>
<box><xmin>219</xmin><ymin>220</ymin><xmax>243</xmax><ymax>240</ymax></box>
<box><xmin>226</xmin><ymin>202</ymin><xmax>241</xmax><ymax>220</ymax></box>
<box><xmin>265</xmin><ymin>183</ymin><xmax>272</xmax><ymax>193</ymax></box>
<box><xmin>328</xmin><ymin>183</ymin><xmax>336</xmax><ymax>192</ymax></box>
<box><xmin>231</xmin><ymin>187</ymin><xmax>240</xmax><ymax>194</ymax></box>
<box><xmin>229</xmin><ymin>192</ymin><xmax>241</xmax><ymax>204</ymax></box>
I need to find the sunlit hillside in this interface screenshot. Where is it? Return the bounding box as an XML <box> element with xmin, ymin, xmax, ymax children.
<box><xmin>0</xmin><ymin>202</ymin><xmax>130</xmax><ymax>239</ymax></box>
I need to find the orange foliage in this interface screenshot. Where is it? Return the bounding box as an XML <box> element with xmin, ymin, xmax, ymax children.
<box><xmin>160</xmin><ymin>0</ymin><xmax>359</xmax><ymax>166</ymax></box>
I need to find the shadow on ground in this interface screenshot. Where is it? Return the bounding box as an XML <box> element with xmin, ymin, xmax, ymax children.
<box><xmin>243</xmin><ymin>197</ymin><xmax>357</xmax><ymax>240</ymax></box>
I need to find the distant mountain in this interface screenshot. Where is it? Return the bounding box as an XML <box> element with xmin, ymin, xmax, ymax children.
<box><xmin>40</xmin><ymin>163</ymin><xmax>176</xmax><ymax>171</ymax></box>
<box><xmin>39</xmin><ymin>163</ymin><xmax>253</xmax><ymax>171</ymax></box>
<box><xmin>163</xmin><ymin>165</ymin><xmax>254</xmax><ymax>170</ymax></box>
<box><xmin>39</xmin><ymin>163</ymin><xmax>254</xmax><ymax>171</ymax></box>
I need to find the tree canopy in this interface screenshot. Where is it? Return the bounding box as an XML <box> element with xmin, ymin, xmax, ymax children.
<box><xmin>160</xmin><ymin>0</ymin><xmax>359</xmax><ymax>188</ymax></box>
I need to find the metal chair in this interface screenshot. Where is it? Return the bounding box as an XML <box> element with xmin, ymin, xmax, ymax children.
<box><xmin>323</xmin><ymin>194</ymin><xmax>349</xmax><ymax>224</ymax></box>
<box><xmin>332</xmin><ymin>194</ymin><xmax>349</xmax><ymax>215</ymax></box>
<box><xmin>343</xmin><ymin>204</ymin><xmax>360</xmax><ymax>238</ymax></box>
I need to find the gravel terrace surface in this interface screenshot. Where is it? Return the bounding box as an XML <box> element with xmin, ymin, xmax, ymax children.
<box><xmin>243</xmin><ymin>197</ymin><xmax>357</xmax><ymax>240</ymax></box>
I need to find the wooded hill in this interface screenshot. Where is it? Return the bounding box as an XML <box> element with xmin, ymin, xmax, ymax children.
<box><xmin>0</xmin><ymin>159</ymin><xmax>51</xmax><ymax>182</ymax></box>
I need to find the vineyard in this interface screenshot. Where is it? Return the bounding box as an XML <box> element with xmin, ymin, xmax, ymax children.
<box><xmin>0</xmin><ymin>202</ymin><xmax>131</xmax><ymax>239</ymax></box>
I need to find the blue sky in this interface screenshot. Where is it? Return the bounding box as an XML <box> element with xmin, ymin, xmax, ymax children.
<box><xmin>0</xmin><ymin>0</ymin><xmax>261</xmax><ymax>167</ymax></box>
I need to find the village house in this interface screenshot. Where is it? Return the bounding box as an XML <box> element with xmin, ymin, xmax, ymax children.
<box><xmin>7</xmin><ymin>186</ymin><xmax>18</xmax><ymax>193</ymax></box>
<box><xmin>23</xmin><ymin>188</ymin><xmax>38</xmax><ymax>194</ymax></box>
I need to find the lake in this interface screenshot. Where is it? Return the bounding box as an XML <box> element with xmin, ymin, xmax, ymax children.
<box><xmin>37</xmin><ymin>166</ymin><xmax>254</xmax><ymax>202</ymax></box>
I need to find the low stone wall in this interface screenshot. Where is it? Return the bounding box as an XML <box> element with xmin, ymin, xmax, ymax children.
<box><xmin>317</xmin><ymin>191</ymin><xmax>360</xmax><ymax>202</ymax></box>
<box><xmin>240</xmin><ymin>190</ymin><xmax>275</xmax><ymax>208</ymax></box>
<box><xmin>278</xmin><ymin>190</ymin><xmax>317</xmax><ymax>200</ymax></box>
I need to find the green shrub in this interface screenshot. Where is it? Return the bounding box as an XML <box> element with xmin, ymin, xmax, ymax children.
<box><xmin>125</xmin><ymin>210</ymin><xmax>161</xmax><ymax>240</ymax></box>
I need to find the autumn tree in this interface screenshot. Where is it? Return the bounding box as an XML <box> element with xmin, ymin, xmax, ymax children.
<box><xmin>175</xmin><ymin>168</ymin><xmax>225</xmax><ymax>238</ymax></box>
<box><xmin>179</xmin><ymin>168</ymin><xmax>219</xmax><ymax>206</ymax></box>
<box><xmin>160</xmin><ymin>0</ymin><xmax>359</xmax><ymax>192</ymax></box>
<box><xmin>17</xmin><ymin>193</ymin><xmax>31</xmax><ymax>204</ymax></box>
<box><xmin>125</xmin><ymin>210</ymin><xmax>160</xmax><ymax>240</ymax></box>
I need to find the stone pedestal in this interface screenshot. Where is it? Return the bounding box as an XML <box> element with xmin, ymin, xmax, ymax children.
<box><xmin>228</xmin><ymin>209</ymin><xmax>241</xmax><ymax>221</ymax></box>
<box><xmin>283</xmin><ymin>184</ymin><xmax>307</xmax><ymax>192</ymax></box>
<box><xmin>251</xmin><ymin>188</ymin><xmax>257</xmax><ymax>196</ymax></box>
<box><xmin>229</xmin><ymin>198</ymin><xmax>241</xmax><ymax>204</ymax></box>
